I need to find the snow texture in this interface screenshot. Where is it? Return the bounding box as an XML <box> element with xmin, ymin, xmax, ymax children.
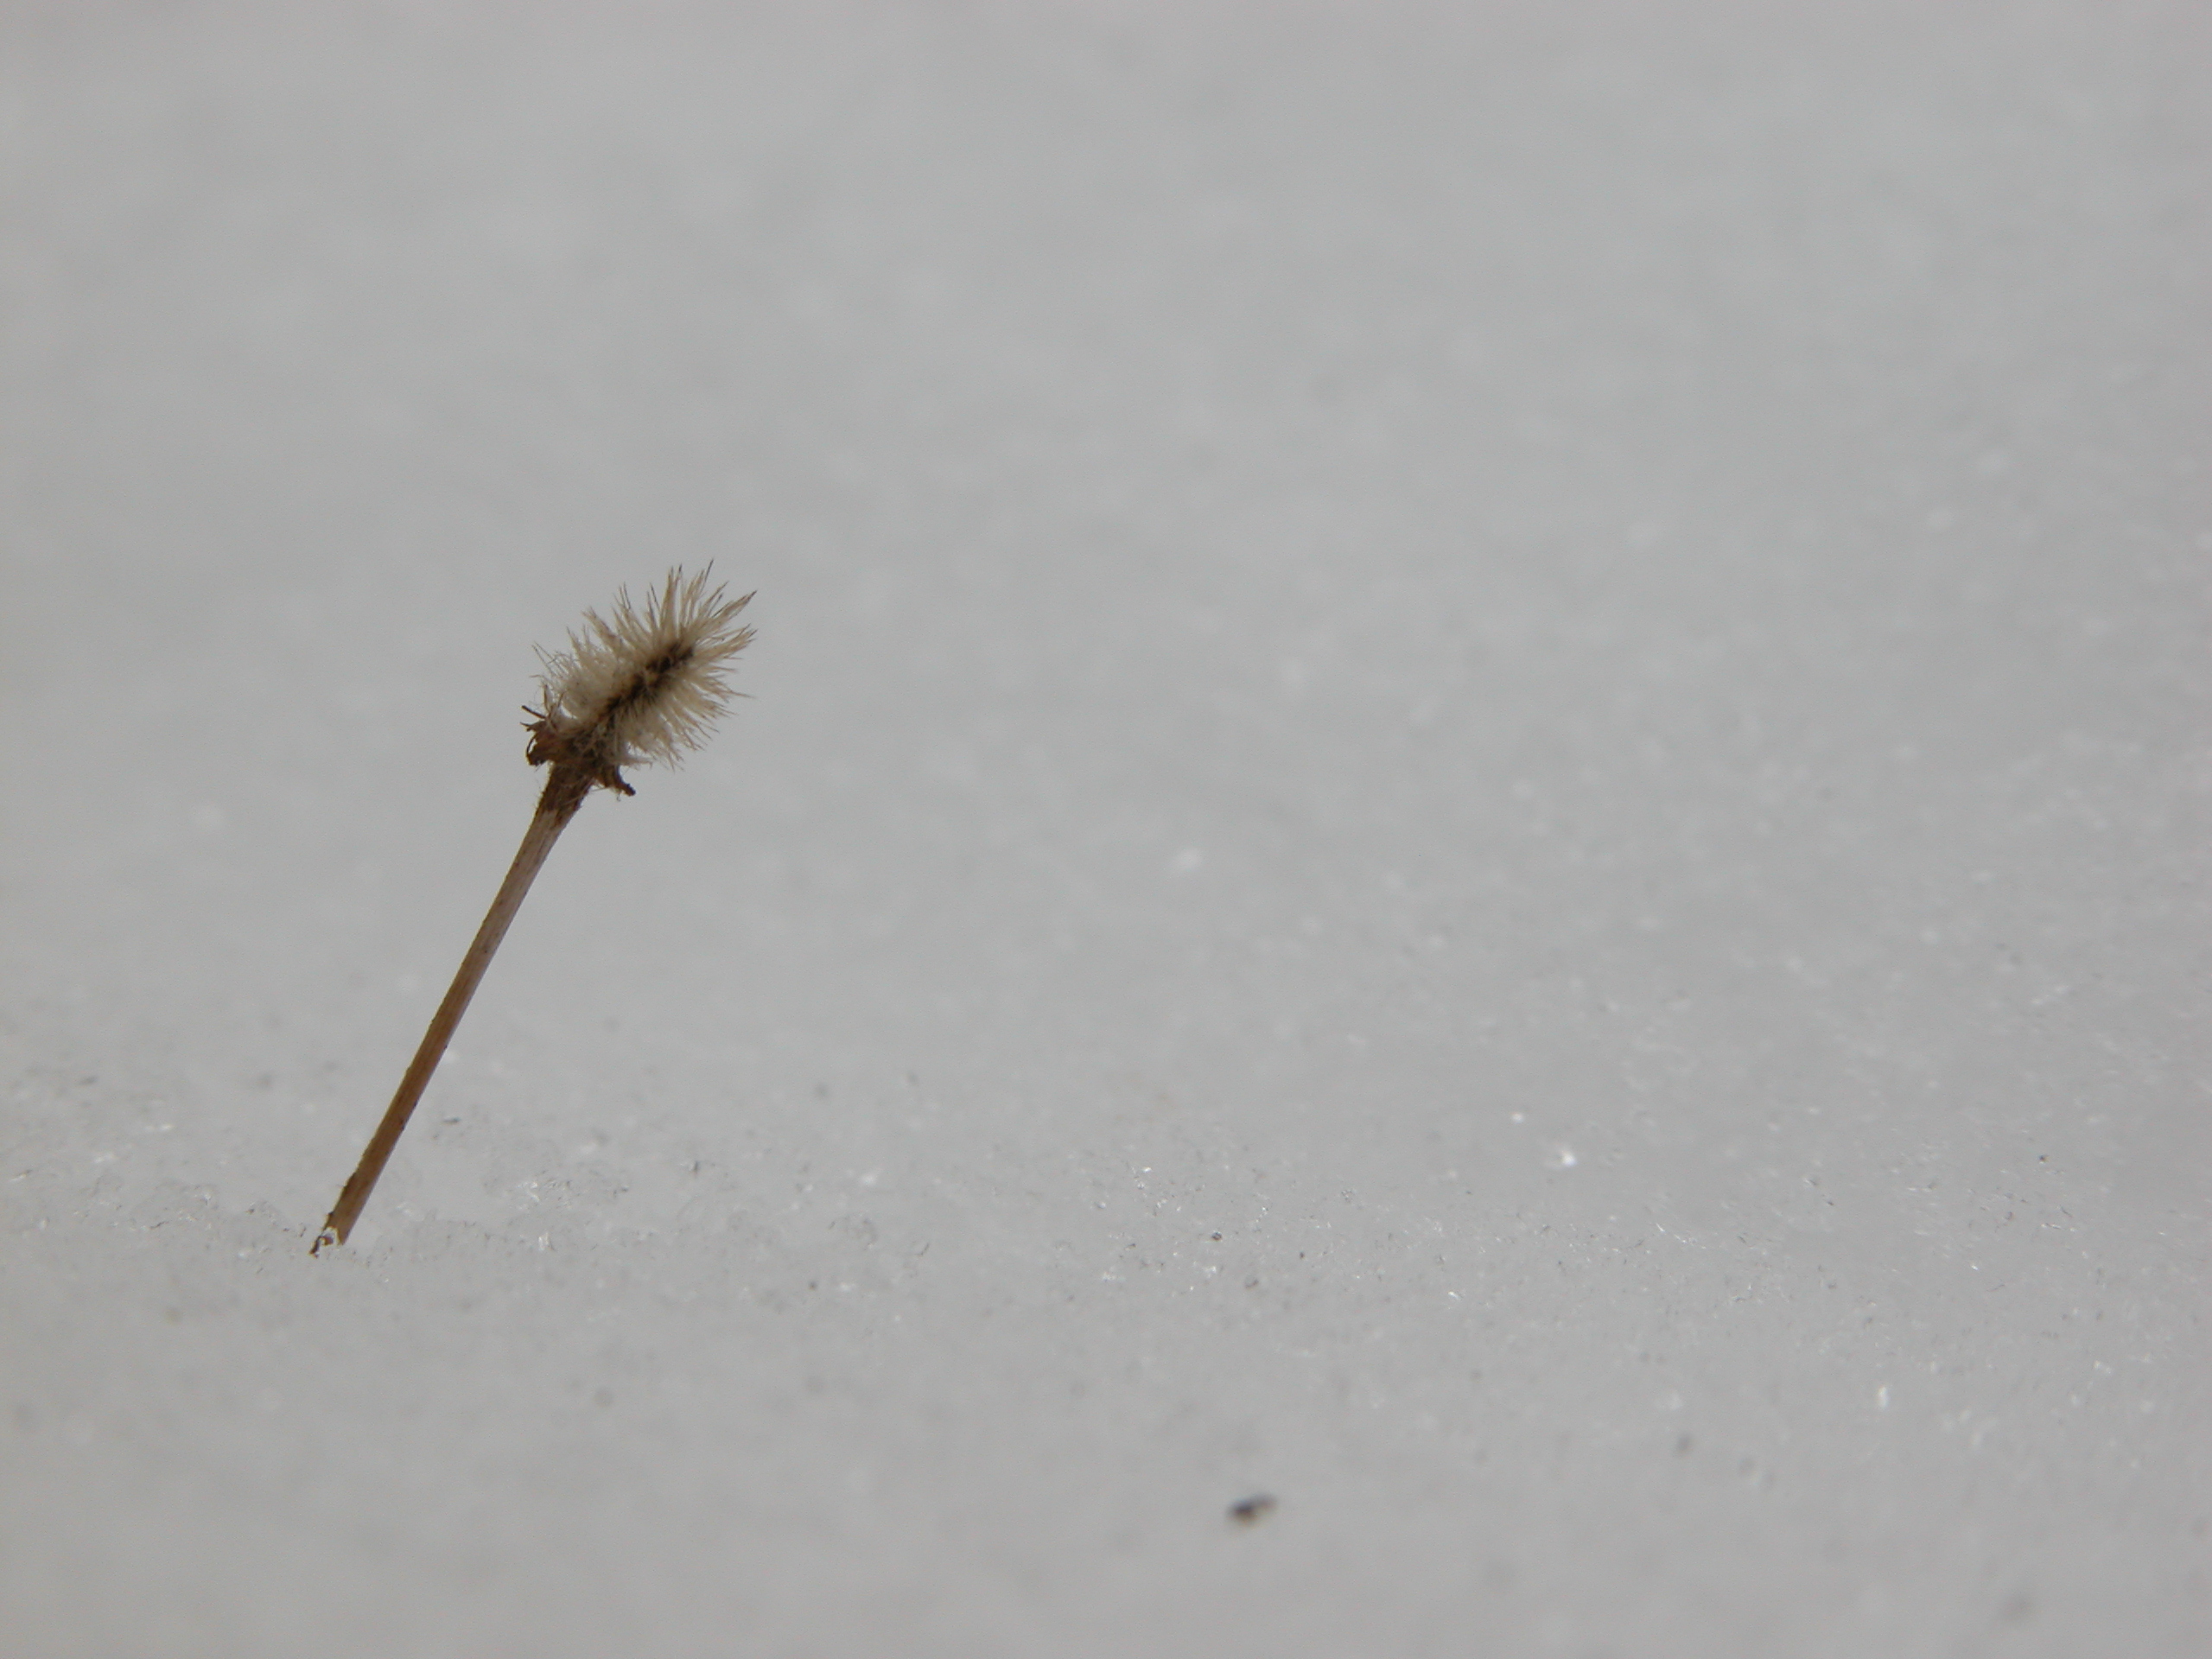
<box><xmin>3</xmin><ymin>4</ymin><xmax>2207</xmax><ymax>1656</ymax></box>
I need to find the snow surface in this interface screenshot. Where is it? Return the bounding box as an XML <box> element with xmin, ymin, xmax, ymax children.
<box><xmin>3</xmin><ymin>4</ymin><xmax>2207</xmax><ymax>1656</ymax></box>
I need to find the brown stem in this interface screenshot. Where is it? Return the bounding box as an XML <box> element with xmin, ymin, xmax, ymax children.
<box><xmin>312</xmin><ymin>776</ymin><xmax>588</xmax><ymax>1253</ymax></box>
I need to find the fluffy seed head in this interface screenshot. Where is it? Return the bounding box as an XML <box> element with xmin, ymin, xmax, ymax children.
<box><xmin>527</xmin><ymin>567</ymin><xmax>753</xmax><ymax>796</ymax></box>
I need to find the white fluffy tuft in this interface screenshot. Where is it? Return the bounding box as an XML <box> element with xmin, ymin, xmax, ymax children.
<box><xmin>533</xmin><ymin>567</ymin><xmax>754</xmax><ymax>775</ymax></box>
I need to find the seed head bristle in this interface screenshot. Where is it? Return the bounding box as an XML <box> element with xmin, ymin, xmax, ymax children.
<box><xmin>527</xmin><ymin>566</ymin><xmax>753</xmax><ymax>795</ymax></box>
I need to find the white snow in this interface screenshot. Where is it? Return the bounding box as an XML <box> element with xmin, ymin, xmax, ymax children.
<box><xmin>3</xmin><ymin>3</ymin><xmax>2207</xmax><ymax>1656</ymax></box>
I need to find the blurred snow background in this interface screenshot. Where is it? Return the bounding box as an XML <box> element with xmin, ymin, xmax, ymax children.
<box><xmin>2</xmin><ymin>3</ymin><xmax>2206</xmax><ymax>1655</ymax></box>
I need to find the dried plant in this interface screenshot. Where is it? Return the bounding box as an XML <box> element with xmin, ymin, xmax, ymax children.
<box><xmin>312</xmin><ymin>569</ymin><xmax>753</xmax><ymax>1253</ymax></box>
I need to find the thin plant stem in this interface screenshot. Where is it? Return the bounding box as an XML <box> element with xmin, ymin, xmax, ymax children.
<box><xmin>307</xmin><ymin>569</ymin><xmax>751</xmax><ymax>1255</ymax></box>
<box><xmin>312</xmin><ymin>789</ymin><xmax>584</xmax><ymax>1253</ymax></box>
